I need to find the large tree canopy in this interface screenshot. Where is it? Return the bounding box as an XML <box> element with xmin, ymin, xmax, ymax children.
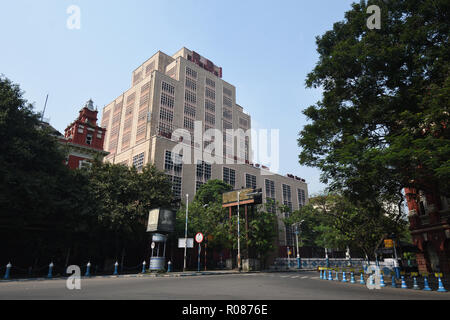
<box><xmin>299</xmin><ymin>0</ymin><xmax>450</xmax><ymax>207</ymax></box>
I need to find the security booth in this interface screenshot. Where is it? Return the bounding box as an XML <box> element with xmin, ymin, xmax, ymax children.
<box><xmin>147</xmin><ymin>208</ymin><xmax>176</xmax><ymax>272</ymax></box>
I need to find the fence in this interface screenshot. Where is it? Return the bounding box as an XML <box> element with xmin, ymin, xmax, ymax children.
<box><xmin>0</xmin><ymin>260</ymin><xmax>157</xmax><ymax>280</ymax></box>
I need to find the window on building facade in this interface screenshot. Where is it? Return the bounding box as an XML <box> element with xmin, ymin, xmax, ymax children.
<box><xmin>206</xmin><ymin>78</ymin><xmax>215</xmax><ymax>88</ymax></box>
<box><xmin>185</xmin><ymin>78</ymin><xmax>197</xmax><ymax>92</ymax></box>
<box><xmin>223</xmin><ymin>87</ymin><xmax>232</xmax><ymax>97</ymax></box>
<box><xmin>223</xmin><ymin>167</ymin><xmax>236</xmax><ymax>188</ymax></box>
<box><xmin>196</xmin><ymin>161</ymin><xmax>212</xmax><ymax>184</ymax></box>
<box><xmin>86</xmin><ymin>134</ymin><xmax>93</xmax><ymax>145</ymax></box>
<box><xmin>298</xmin><ymin>189</ymin><xmax>306</xmax><ymax>209</ymax></box>
<box><xmin>162</xmin><ymin>81</ymin><xmax>175</xmax><ymax>95</ymax></box>
<box><xmin>185</xmin><ymin>90</ymin><xmax>197</xmax><ymax>104</ymax></box>
<box><xmin>165</xmin><ymin>151</ymin><xmax>183</xmax><ymax>199</ymax></box>
<box><xmin>205</xmin><ymin>112</ymin><xmax>216</xmax><ymax>125</ymax></box>
<box><xmin>184</xmin><ymin>103</ymin><xmax>196</xmax><ymax>118</ymax></box>
<box><xmin>160</xmin><ymin>108</ymin><xmax>174</xmax><ymax>123</ymax></box>
<box><xmin>223</xmin><ymin>96</ymin><xmax>233</xmax><ymax>108</ymax></box>
<box><xmin>246</xmin><ymin>174</ymin><xmax>257</xmax><ymax>189</ymax></box>
<box><xmin>133</xmin><ymin>153</ymin><xmax>145</xmax><ymax>172</ymax></box>
<box><xmin>161</xmin><ymin>93</ymin><xmax>175</xmax><ymax>109</ymax></box>
<box><xmin>205</xmin><ymin>99</ymin><xmax>216</xmax><ymax>113</ymax></box>
<box><xmin>186</xmin><ymin>67</ymin><xmax>198</xmax><ymax>79</ymax></box>
<box><xmin>282</xmin><ymin>184</ymin><xmax>294</xmax><ymax>245</ymax></box>
<box><xmin>205</xmin><ymin>87</ymin><xmax>216</xmax><ymax>100</ymax></box>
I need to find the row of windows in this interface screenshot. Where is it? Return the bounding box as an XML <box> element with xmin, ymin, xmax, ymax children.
<box><xmin>140</xmin><ymin>94</ymin><xmax>149</xmax><ymax>107</ymax></box>
<box><xmin>205</xmin><ymin>99</ymin><xmax>215</xmax><ymax>113</ymax></box>
<box><xmin>114</xmin><ymin>101</ymin><xmax>123</xmax><ymax>113</ymax></box>
<box><xmin>223</xmin><ymin>109</ymin><xmax>232</xmax><ymax>120</ymax></box>
<box><xmin>160</xmin><ymin>107</ymin><xmax>174</xmax><ymax>123</ymax></box>
<box><xmin>127</xmin><ymin>93</ymin><xmax>136</xmax><ymax>103</ymax></box>
<box><xmin>167</xmin><ymin>175</ymin><xmax>182</xmax><ymax>199</ymax></box>
<box><xmin>186</xmin><ymin>78</ymin><xmax>197</xmax><ymax>91</ymax></box>
<box><xmin>158</xmin><ymin>122</ymin><xmax>173</xmax><ymax>138</ymax></box>
<box><xmin>246</xmin><ymin>174</ymin><xmax>257</xmax><ymax>189</ymax></box>
<box><xmin>141</xmin><ymin>81</ymin><xmax>151</xmax><ymax>94</ymax></box>
<box><xmin>133</xmin><ymin>72</ymin><xmax>142</xmax><ymax>86</ymax></box>
<box><xmin>133</xmin><ymin>153</ymin><xmax>145</xmax><ymax>171</ymax></box>
<box><xmin>184</xmin><ymin>117</ymin><xmax>195</xmax><ymax>130</ymax></box>
<box><xmin>196</xmin><ymin>161</ymin><xmax>212</xmax><ymax>182</ymax></box>
<box><xmin>184</xmin><ymin>103</ymin><xmax>196</xmax><ymax>118</ymax></box>
<box><xmin>165</xmin><ymin>151</ymin><xmax>183</xmax><ymax>176</ymax></box>
<box><xmin>205</xmin><ymin>112</ymin><xmax>215</xmax><ymax>125</ymax></box>
<box><xmin>186</xmin><ymin>67</ymin><xmax>198</xmax><ymax>79</ymax></box>
<box><xmin>223</xmin><ymin>96</ymin><xmax>233</xmax><ymax>108</ymax></box>
<box><xmin>298</xmin><ymin>189</ymin><xmax>306</xmax><ymax>207</ymax></box>
<box><xmin>223</xmin><ymin>167</ymin><xmax>236</xmax><ymax>188</ymax></box>
<box><xmin>223</xmin><ymin>87</ymin><xmax>232</xmax><ymax>97</ymax></box>
<box><xmin>161</xmin><ymin>93</ymin><xmax>175</xmax><ymax>109</ymax></box>
<box><xmin>205</xmin><ymin>77</ymin><xmax>216</xmax><ymax>88</ymax></box>
<box><xmin>162</xmin><ymin>81</ymin><xmax>175</xmax><ymax>95</ymax></box>
<box><xmin>185</xmin><ymin>90</ymin><xmax>197</xmax><ymax>104</ymax></box>
<box><xmin>205</xmin><ymin>87</ymin><xmax>215</xmax><ymax>100</ymax></box>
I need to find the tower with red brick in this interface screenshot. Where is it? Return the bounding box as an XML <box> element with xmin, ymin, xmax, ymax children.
<box><xmin>61</xmin><ymin>99</ymin><xmax>109</xmax><ymax>169</ymax></box>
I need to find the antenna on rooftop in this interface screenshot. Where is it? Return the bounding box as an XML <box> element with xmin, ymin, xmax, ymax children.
<box><xmin>41</xmin><ymin>94</ymin><xmax>49</xmax><ymax>122</ymax></box>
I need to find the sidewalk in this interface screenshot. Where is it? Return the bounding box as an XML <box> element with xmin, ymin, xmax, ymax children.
<box><xmin>0</xmin><ymin>268</ymin><xmax>318</xmax><ymax>283</ymax></box>
<box><xmin>0</xmin><ymin>270</ymin><xmax>247</xmax><ymax>283</ymax></box>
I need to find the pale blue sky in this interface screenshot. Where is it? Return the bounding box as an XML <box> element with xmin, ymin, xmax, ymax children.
<box><xmin>0</xmin><ymin>0</ymin><xmax>357</xmax><ymax>195</ymax></box>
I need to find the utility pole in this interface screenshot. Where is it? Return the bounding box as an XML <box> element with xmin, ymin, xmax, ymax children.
<box><xmin>183</xmin><ymin>194</ymin><xmax>189</xmax><ymax>272</ymax></box>
<box><xmin>237</xmin><ymin>191</ymin><xmax>241</xmax><ymax>271</ymax></box>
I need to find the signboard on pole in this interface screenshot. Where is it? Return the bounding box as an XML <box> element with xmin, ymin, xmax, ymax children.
<box><xmin>147</xmin><ymin>208</ymin><xmax>176</xmax><ymax>233</ymax></box>
<box><xmin>178</xmin><ymin>238</ymin><xmax>194</xmax><ymax>249</ymax></box>
<box><xmin>384</xmin><ymin>239</ymin><xmax>394</xmax><ymax>248</ymax></box>
<box><xmin>195</xmin><ymin>233</ymin><xmax>204</xmax><ymax>244</ymax></box>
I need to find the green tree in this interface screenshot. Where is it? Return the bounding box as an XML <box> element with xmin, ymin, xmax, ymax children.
<box><xmin>298</xmin><ymin>0</ymin><xmax>450</xmax><ymax>213</ymax></box>
<box><xmin>84</xmin><ymin>160</ymin><xmax>174</xmax><ymax>262</ymax></box>
<box><xmin>285</xmin><ymin>193</ymin><xmax>409</xmax><ymax>259</ymax></box>
<box><xmin>0</xmin><ymin>76</ymin><xmax>90</xmax><ymax>267</ymax></box>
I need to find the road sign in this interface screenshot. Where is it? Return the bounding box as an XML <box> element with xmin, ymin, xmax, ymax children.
<box><xmin>178</xmin><ymin>238</ymin><xmax>194</xmax><ymax>249</ymax></box>
<box><xmin>195</xmin><ymin>233</ymin><xmax>204</xmax><ymax>244</ymax></box>
<box><xmin>384</xmin><ymin>239</ymin><xmax>394</xmax><ymax>248</ymax></box>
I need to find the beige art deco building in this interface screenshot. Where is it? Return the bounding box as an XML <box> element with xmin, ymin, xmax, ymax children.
<box><xmin>101</xmin><ymin>47</ymin><xmax>308</xmax><ymax>250</ymax></box>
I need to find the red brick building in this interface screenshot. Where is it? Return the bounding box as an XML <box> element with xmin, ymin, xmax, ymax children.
<box><xmin>60</xmin><ymin>99</ymin><xmax>108</xmax><ymax>169</ymax></box>
<box><xmin>406</xmin><ymin>187</ymin><xmax>450</xmax><ymax>274</ymax></box>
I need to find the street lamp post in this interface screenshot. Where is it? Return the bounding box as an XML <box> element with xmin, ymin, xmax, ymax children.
<box><xmin>295</xmin><ymin>220</ymin><xmax>304</xmax><ymax>269</ymax></box>
<box><xmin>237</xmin><ymin>191</ymin><xmax>241</xmax><ymax>272</ymax></box>
<box><xmin>183</xmin><ymin>194</ymin><xmax>189</xmax><ymax>272</ymax></box>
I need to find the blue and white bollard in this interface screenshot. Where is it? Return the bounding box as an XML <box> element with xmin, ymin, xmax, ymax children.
<box><xmin>437</xmin><ymin>275</ymin><xmax>447</xmax><ymax>293</ymax></box>
<box><xmin>392</xmin><ymin>275</ymin><xmax>397</xmax><ymax>288</ymax></box>
<box><xmin>423</xmin><ymin>276</ymin><xmax>432</xmax><ymax>291</ymax></box>
<box><xmin>380</xmin><ymin>273</ymin><xmax>386</xmax><ymax>288</ymax></box>
<box><xmin>370</xmin><ymin>274</ymin><xmax>375</xmax><ymax>286</ymax></box>
<box><xmin>401</xmin><ymin>276</ymin><xmax>408</xmax><ymax>289</ymax></box>
<box><xmin>141</xmin><ymin>261</ymin><xmax>146</xmax><ymax>274</ymax></box>
<box><xmin>297</xmin><ymin>257</ymin><xmax>301</xmax><ymax>269</ymax></box>
<box><xmin>168</xmin><ymin>261</ymin><xmax>172</xmax><ymax>273</ymax></box>
<box><xmin>413</xmin><ymin>276</ymin><xmax>420</xmax><ymax>290</ymax></box>
<box><xmin>85</xmin><ymin>262</ymin><xmax>91</xmax><ymax>277</ymax></box>
<box><xmin>47</xmin><ymin>262</ymin><xmax>54</xmax><ymax>279</ymax></box>
<box><xmin>319</xmin><ymin>269</ymin><xmax>323</xmax><ymax>279</ymax></box>
<box><xmin>360</xmin><ymin>273</ymin><xmax>365</xmax><ymax>285</ymax></box>
<box><xmin>4</xmin><ymin>263</ymin><xmax>12</xmax><ymax>280</ymax></box>
<box><xmin>328</xmin><ymin>270</ymin><xmax>333</xmax><ymax>281</ymax></box>
<box><xmin>342</xmin><ymin>271</ymin><xmax>348</xmax><ymax>283</ymax></box>
<box><xmin>113</xmin><ymin>262</ymin><xmax>119</xmax><ymax>275</ymax></box>
<box><xmin>334</xmin><ymin>270</ymin><xmax>339</xmax><ymax>281</ymax></box>
<box><xmin>350</xmin><ymin>272</ymin><xmax>356</xmax><ymax>284</ymax></box>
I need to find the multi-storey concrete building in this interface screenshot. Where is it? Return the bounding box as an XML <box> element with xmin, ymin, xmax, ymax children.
<box><xmin>101</xmin><ymin>48</ymin><xmax>309</xmax><ymax>254</ymax></box>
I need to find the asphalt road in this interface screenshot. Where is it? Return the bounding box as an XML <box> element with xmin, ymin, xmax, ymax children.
<box><xmin>0</xmin><ymin>271</ymin><xmax>449</xmax><ymax>300</ymax></box>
